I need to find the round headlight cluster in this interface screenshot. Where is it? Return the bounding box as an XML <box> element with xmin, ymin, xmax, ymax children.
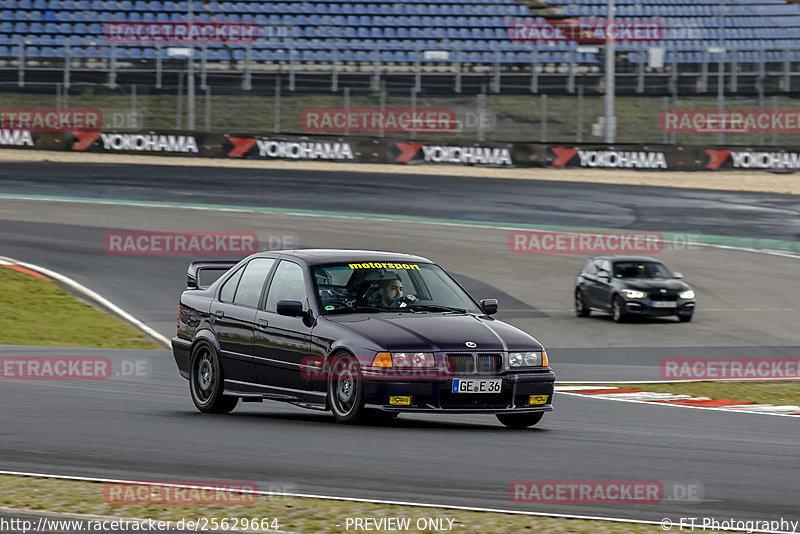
<box><xmin>509</xmin><ymin>352</ymin><xmax>542</xmax><ymax>367</ymax></box>
<box><xmin>392</xmin><ymin>352</ymin><xmax>435</xmax><ymax>368</ymax></box>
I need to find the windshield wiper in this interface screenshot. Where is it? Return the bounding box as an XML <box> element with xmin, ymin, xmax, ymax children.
<box><xmin>407</xmin><ymin>304</ymin><xmax>468</xmax><ymax>314</ymax></box>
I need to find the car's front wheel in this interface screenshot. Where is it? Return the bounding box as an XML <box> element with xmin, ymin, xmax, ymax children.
<box><xmin>189</xmin><ymin>342</ymin><xmax>238</xmax><ymax>414</ymax></box>
<box><xmin>575</xmin><ymin>290</ymin><xmax>591</xmax><ymax>317</ymax></box>
<box><xmin>678</xmin><ymin>314</ymin><xmax>693</xmax><ymax>323</ymax></box>
<box><xmin>328</xmin><ymin>353</ymin><xmax>366</xmax><ymax>424</ymax></box>
<box><xmin>611</xmin><ymin>296</ymin><xmax>627</xmax><ymax>323</ymax></box>
<box><xmin>496</xmin><ymin>412</ymin><xmax>544</xmax><ymax>429</ymax></box>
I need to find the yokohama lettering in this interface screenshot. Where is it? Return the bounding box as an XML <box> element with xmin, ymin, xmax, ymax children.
<box><xmin>420</xmin><ymin>145</ymin><xmax>513</xmax><ymax>166</ymax></box>
<box><xmin>0</xmin><ymin>129</ymin><xmax>34</xmax><ymax>146</ymax></box>
<box><xmin>255</xmin><ymin>140</ymin><xmax>354</xmax><ymax>160</ymax></box>
<box><xmin>99</xmin><ymin>133</ymin><xmax>199</xmax><ymax>153</ymax></box>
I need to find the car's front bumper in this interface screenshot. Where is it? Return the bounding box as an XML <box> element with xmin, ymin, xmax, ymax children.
<box><xmin>623</xmin><ymin>299</ymin><xmax>695</xmax><ymax>317</ymax></box>
<box><xmin>361</xmin><ymin>370</ymin><xmax>555</xmax><ymax>414</ymax></box>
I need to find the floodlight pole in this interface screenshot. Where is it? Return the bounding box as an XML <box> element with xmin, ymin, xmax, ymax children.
<box><xmin>187</xmin><ymin>0</ymin><xmax>195</xmax><ymax>130</ymax></box>
<box><xmin>604</xmin><ymin>0</ymin><xmax>615</xmax><ymax>143</ymax></box>
<box><xmin>717</xmin><ymin>0</ymin><xmax>724</xmax><ymax>144</ymax></box>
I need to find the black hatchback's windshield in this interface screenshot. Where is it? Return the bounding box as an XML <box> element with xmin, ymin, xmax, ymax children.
<box><xmin>311</xmin><ymin>261</ymin><xmax>481</xmax><ymax>314</ymax></box>
<box><xmin>613</xmin><ymin>261</ymin><xmax>673</xmax><ymax>279</ymax></box>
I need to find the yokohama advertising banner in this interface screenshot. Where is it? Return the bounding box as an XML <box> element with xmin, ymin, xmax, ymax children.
<box><xmin>547</xmin><ymin>145</ymin><xmax>672</xmax><ymax>170</ymax></box>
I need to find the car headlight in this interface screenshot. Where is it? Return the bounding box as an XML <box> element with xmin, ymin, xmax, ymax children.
<box><xmin>509</xmin><ymin>351</ymin><xmax>544</xmax><ymax>367</ymax></box>
<box><xmin>679</xmin><ymin>289</ymin><xmax>695</xmax><ymax>299</ymax></box>
<box><xmin>391</xmin><ymin>352</ymin><xmax>434</xmax><ymax>368</ymax></box>
<box><xmin>623</xmin><ymin>289</ymin><xmax>646</xmax><ymax>299</ymax></box>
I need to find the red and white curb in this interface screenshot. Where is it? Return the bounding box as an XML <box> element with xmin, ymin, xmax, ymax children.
<box><xmin>556</xmin><ymin>385</ymin><xmax>800</xmax><ymax>417</ymax></box>
<box><xmin>0</xmin><ymin>258</ymin><xmax>50</xmax><ymax>280</ymax></box>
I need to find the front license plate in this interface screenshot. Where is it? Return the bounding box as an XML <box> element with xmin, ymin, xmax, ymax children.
<box><xmin>452</xmin><ymin>378</ymin><xmax>502</xmax><ymax>394</ymax></box>
<box><xmin>652</xmin><ymin>301</ymin><xmax>677</xmax><ymax>308</ymax></box>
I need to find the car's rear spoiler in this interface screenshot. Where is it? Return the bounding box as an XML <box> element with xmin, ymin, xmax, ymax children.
<box><xmin>187</xmin><ymin>260</ymin><xmax>239</xmax><ymax>289</ymax></box>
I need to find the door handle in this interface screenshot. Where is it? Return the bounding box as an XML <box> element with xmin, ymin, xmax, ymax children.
<box><xmin>256</xmin><ymin>319</ymin><xmax>269</xmax><ymax>329</ymax></box>
<box><xmin>215</xmin><ymin>310</ymin><xmax>225</xmax><ymax>318</ymax></box>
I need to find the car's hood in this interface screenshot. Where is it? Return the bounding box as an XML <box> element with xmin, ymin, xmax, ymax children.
<box><xmin>325</xmin><ymin>313</ymin><xmax>542</xmax><ymax>352</ymax></box>
<box><xmin>622</xmin><ymin>279</ymin><xmax>690</xmax><ymax>292</ymax></box>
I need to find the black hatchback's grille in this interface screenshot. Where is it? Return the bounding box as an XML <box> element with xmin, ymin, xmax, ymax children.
<box><xmin>650</xmin><ymin>291</ymin><xmax>678</xmax><ymax>301</ymax></box>
<box><xmin>445</xmin><ymin>353</ymin><xmax>503</xmax><ymax>375</ymax></box>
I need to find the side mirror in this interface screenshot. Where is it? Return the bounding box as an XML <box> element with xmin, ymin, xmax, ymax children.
<box><xmin>276</xmin><ymin>300</ymin><xmax>305</xmax><ymax>317</ymax></box>
<box><xmin>480</xmin><ymin>298</ymin><xmax>498</xmax><ymax>315</ymax></box>
<box><xmin>598</xmin><ymin>270</ymin><xmax>611</xmax><ymax>280</ymax></box>
<box><xmin>673</xmin><ymin>272</ymin><xmax>684</xmax><ymax>279</ymax></box>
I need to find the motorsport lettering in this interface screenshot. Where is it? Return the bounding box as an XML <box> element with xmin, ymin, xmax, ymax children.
<box><xmin>348</xmin><ymin>262</ymin><xmax>421</xmax><ymax>270</ymax></box>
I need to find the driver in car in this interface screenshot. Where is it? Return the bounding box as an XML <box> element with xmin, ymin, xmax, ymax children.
<box><xmin>377</xmin><ymin>274</ymin><xmax>405</xmax><ymax>308</ymax></box>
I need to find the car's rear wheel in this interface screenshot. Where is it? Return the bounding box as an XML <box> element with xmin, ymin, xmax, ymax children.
<box><xmin>611</xmin><ymin>296</ymin><xmax>627</xmax><ymax>323</ymax></box>
<box><xmin>189</xmin><ymin>342</ymin><xmax>238</xmax><ymax>414</ymax></box>
<box><xmin>496</xmin><ymin>412</ymin><xmax>544</xmax><ymax>429</ymax></box>
<box><xmin>575</xmin><ymin>290</ymin><xmax>591</xmax><ymax>317</ymax></box>
<box><xmin>328</xmin><ymin>353</ymin><xmax>366</xmax><ymax>424</ymax></box>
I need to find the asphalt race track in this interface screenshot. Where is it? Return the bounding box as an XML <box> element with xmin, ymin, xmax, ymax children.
<box><xmin>1</xmin><ymin>162</ymin><xmax>799</xmax><ymax>526</ymax></box>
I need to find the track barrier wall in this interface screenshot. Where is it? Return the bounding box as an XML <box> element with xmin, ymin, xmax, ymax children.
<box><xmin>1</xmin><ymin>129</ymin><xmax>799</xmax><ymax>171</ymax></box>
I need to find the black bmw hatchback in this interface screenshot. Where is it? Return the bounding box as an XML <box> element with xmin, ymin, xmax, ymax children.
<box><xmin>172</xmin><ymin>249</ymin><xmax>555</xmax><ymax>428</ymax></box>
<box><xmin>574</xmin><ymin>255</ymin><xmax>696</xmax><ymax>323</ymax></box>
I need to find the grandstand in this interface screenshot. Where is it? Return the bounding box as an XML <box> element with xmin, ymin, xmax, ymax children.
<box><xmin>1</xmin><ymin>0</ymin><xmax>800</xmax><ymax>70</ymax></box>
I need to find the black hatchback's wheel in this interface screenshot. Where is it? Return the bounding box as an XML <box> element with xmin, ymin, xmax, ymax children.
<box><xmin>611</xmin><ymin>296</ymin><xmax>627</xmax><ymax>323</ymax></box>
<box><xmin>678</xmin><ymin>314</ymin><xmax>693</xmax><ymax>323</ymax></box>
<box><xmin>575</xmin><ymin>290</ymin><xmax>591</xmax><ymax>317</ymax></box>
<box><xmin>496</xmin><ymin>412</ymin><xmax>544</xmax><ymax>429</ymax></box>
<box><xmin>189</xmin><ymin>342</ymin><xmax>238</xmax><ymax>413</ymax></box>
<box><xmin>328</xmin><ymin>353</ymin><xmax>366</xmax><ymax>424</ymax></box>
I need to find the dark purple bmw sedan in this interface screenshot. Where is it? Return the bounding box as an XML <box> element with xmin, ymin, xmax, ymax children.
<box><xmin>172</xmin><ymin>249</ymin><xmax>554</xmax><ymax>428</ymax></box>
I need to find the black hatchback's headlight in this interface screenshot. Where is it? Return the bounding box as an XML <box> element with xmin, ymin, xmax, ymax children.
<box><xmin>623</xmin><ymin>289</ymin><xmax>646</xmax><ymax>299</ymax></box>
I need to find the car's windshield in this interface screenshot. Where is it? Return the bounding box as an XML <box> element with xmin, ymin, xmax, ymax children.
<box><xmin>613</xmin><ymin>261</ymin><xmax>673</xmax><ymax>279</ymax></box>
<box><xmin>312</xmin><ymin>261</ymin><xmax>481</xmax><ymax>314</ymax></box>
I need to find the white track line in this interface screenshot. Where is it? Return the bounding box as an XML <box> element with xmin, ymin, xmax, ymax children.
<box><xmin>0</xmin><ymin>470</ymin><xmax>786</xmax><ymax>533</ymax></box>
<box><xmin>2</xmin><ymin>194</ymin><xmax>799</xmax><ymax>260</ymax></box>
<box><xmin>0</xmin><ymin>256</ymin><xmax>170</xmax><ymax>348</ymax></box>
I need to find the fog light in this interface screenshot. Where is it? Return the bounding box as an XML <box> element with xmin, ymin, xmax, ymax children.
<box><xmin>389</xmin><ymin>396</ymin><xmax>411</xmax><ymax>406</ymax></box>
<box><xmin>528</xmin><ymin>395</ymin><xmax>549</xmax><ymax>405</ymax></box>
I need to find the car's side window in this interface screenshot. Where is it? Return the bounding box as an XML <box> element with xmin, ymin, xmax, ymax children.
<box><xmin>232</xmin><ymin>258</ymin><xmax>277</xmax><ymax>308</ymax></box>
<box><xmin>265</xmin><ymin>261</ymin><xmax>308</xmax><ymax>312</ymax></box>
<box><xmin>219</xmin><ymin>266</ymin><xmax>245</xmax><ymax>303</ymax></box>
<box><xmin>599</xmin><ymin>260</ymin><xmax>612</xmax><ymax>275</ymax></box>
<box><xmin>583</xmin><ymin>260</ymin><xmax>595</xmax><ymax>274</ymax></box>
